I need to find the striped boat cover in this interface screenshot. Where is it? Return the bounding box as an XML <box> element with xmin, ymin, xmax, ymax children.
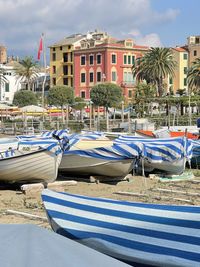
<box><xmin>42</xmin><ymin>189</ymin><xmax>200</xmax><ymax>267</ymax></box>
<box><xmin>67</xmin><ymin>132</ymin><xmax>107</xmax><ymax>148</ymax></box>
<box><xmin>63</xmin><ymin>142</ymin><xmax>143</xmax><ymax>160</ymax></box>
<box><xmin>190</xmin><ymin>140</ymin><xmax>200</xmax><ymax>158</ymax></box>
<box><xmin>18</xmin><ymin>139</ymin><xmax>62</xmax><ymax>156</ymax></box>
<box><xmin>114</xmin><ymin>136</ymin><xmax>193</xmax><ymax>163</ymax></box>
<box><xmin>41</xmin><ymin>129</ymin><xmax>70</xmax><ymax>139</ymax></box>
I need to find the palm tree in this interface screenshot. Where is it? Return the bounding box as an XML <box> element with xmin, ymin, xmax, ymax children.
<box><xmin>132</xmin><ymin>47</ymin><xmax>176</xmax><ymax>97</ymax></box>
<box><xmin>187</xmin><ymin>57</ymin><xmax>200</xmax><ymax>93</ymax></box>
<box><xmin>14</xmin><ymin>56</ymin><xmax>40</xmax><ymax>91</ymax></box>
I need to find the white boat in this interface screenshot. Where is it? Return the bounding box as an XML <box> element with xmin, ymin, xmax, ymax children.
<box><xmin>114</xmin><ymin>136</ymin><xmax>193</xmax><ymax>175</ymax></box>
<box><xmin>0</xmin><ymin>224</ymin><xmax>130</xmax><ymax>267</ymax></box>
<box><xmin>59</xmin><ymin>138</ymin><xmax>140</xmax><ymax>180</ymax></box>
<box><xmin>42</xmin><ymin>189</ymin><xmax>200</xmax><ymax>267</ymax></box>
<box><xmin>0</xmin><ymin>140</ymin><xmax>62</xmax><ymax>183</ymax></box>
<box><xmin>0</xmin><ymin>137</ymin><xmax>18</xmax><ymax>151</ymax></box>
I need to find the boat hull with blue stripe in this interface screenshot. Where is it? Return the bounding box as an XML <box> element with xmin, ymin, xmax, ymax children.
<box><xmin>59</xmin><ymin>140</ymin><xmax>141</xmax><ymax>179</ymax></box>
<box><xmin>42</xmin><ymin>189</ymin><xmax>200</xmax><ymax>267</ymax></box>
<box><xmin>0</xmin><ymin>140</ymin><xmax>62</xmax><ymax>183</ymax></box>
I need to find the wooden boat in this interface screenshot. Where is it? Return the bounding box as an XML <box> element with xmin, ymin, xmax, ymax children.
<box><xmin>0</xmin><ymin>137</ymin><xmax>18</xmax><ymax>151</ymax></box>
<box><xmin>114</xmin><ymin>136</ymin><xmax>193</xmax><ymax>175</ymax></box>
<box><xmin>0</xmin><ymin>140</ymin><xmax>62</xmax><ymax>183</ymax></box>
<box><xmin>137</xmin><ymin>129</ymin><xmax>198</xmax><ymax>139</ymax></box>
<box><xmin>59</xmin><ymin>139</ymin><xmax>139</xmax><ymax>180</ymax></box>
<box><xmin>0</xmin><ymin>224</ymin><xmax>130</xmax><ymax>267</ymax></box>
<box><xmin>42</xmin><ymin>189</ymin><xmax>200</xmax><ymax>267</ymax></box>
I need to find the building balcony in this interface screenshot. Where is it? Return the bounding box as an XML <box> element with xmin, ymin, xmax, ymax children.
<box><xmin>120</xmin><ymin>81</ymin><xmax>136</xmax><ymax>87</ymax></box>
<box><xmin>62</xmin><ymin>73</ymin><xmax>73</xmax><ymax>77</ymax></box>
<box><xmin>62</xmin><ymin>60</ymin><xmax>73</xmax><ymax>65</ymax></box>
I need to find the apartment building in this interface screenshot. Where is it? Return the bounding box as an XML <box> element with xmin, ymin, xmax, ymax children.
<box><xmin>187</xmin><ymin>35</ymin><xmax>200</xmax><ymax>65</ymax></box>
<box><xmin>0</xmin><ymin>45</ymin><xmax>7</xmax><ymax>64</ymax></box>
<box><xmin>49</xmin><ymin>30</ymin><xmax>110</xmax><ymax>88</ymax></box>
<box><xmin>169</xmin><ymin>47</ymin><xmax>189</xmax><ymax>94</ymax></box>
<box><xmin>49</xmin><ymin>34</ymin><xmax>85</xmax><ymax>88</ymax></box>
<box><xmin>74</xmin><ymin>37</ymin><xmax>148</xmax><ymax>101</ymax></box>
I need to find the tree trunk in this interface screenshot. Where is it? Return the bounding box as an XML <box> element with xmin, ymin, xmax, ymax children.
<box><xmin>157</xmin><ymin>78</ymin><xmax>163</xmax><ymax>97</ymax></box>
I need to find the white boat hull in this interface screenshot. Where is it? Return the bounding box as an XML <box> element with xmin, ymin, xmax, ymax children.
<box><xmin>0</xmin><ymin>149</ymin><xmax>62</xmax><ymax>183</ymax></box>
<box><xmin>59</xmin><ymin>154</ymin><xmax>134</xmax><ymax>179</ymax></box>
<box><xmin>138</xmin><ymin>158</ymin><xmax>185</xmax><ymax>175</ymax></box>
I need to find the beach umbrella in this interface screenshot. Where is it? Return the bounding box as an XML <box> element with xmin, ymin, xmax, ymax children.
<box><xmin>0</xmin><ymin>103</ymin><xmax>11</xmax><ymax>110</ymax></box>
<box><xmin>0</xmin><ymin>224</ymin><xmax>130</xmax><ymax>267</ymax></box>
<box><xmin>20</xmin><ymin>105</ymin><xmax>47</xmax><ymax>113</ymax></box>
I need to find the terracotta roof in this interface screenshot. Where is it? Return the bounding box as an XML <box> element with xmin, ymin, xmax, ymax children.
<box><xmin>173</xmin><ymin>47</ymin><xmax>188</xmax><ymax>52</ymax></box>
<box><xmin>50</xmin><ymin>34</ymin><xmax>85</xmax><ymax>47</ymax></box>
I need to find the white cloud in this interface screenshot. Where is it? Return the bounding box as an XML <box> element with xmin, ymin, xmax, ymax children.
<box><xmin>136</xmin><ymin>33</ymin><xmax>163</xmax><ymax>47</ymax></box>
<box><xmin>0</xmin><ymin>0</ymin><xmax>179</xmax><ymax>59</ymax></box>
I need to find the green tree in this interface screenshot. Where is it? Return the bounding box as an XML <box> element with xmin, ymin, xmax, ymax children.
<box><xmin>132</xmin><ymin>47</ymin><xmax>176</xmax><ymax>97</ymax></box>
<box><xmin>14</xmin><ymin>56</ymin><xmax>40</xmax><ymax>91</ymax></box>
<box><xmin>73</xmin><ymin>97</ymin><xmax>86</xmax><ymax>121</ymax></box>
<box><xmin>90</xmin><ymin>83</ymin><xmax>123</xmax><ymax>109</ymax></box>
<box><xmin>13</xmin><ymin>90</ymin><xmax>38</xmax><ymax>107</ymax></box>
<box><xmin>187</xmin><ymin>57</ymin><xmax>200</xmax><ymax>93</ymax></box>
<box><xmin>47</xmin><ymin>86</ymin><xmax>74</xmax><ymax>107</ymax></box>
<box><xmin>48</xmin><ymin>86</ymin><xmax>74</xmax><ymax>123</ymax></box>
<box><xmin>134</xmin><ymin>82</ymin><xmax>156</xmax><ymax>117</ymax></box>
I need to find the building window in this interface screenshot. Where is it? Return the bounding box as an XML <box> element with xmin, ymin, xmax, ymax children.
<box><xmin>128</xmin><ymin>55</ymin><xmax>131</xmax><ymax>64</ymax></box>
<box><xmin>81</xmin><ymin>73</ymin><xmax>86</xmax><ymax>83</ymax></box>
<box><xmin>123</xmin><ymin>72</ymin><xmax>134</xmax><ymax>84</ymax></box>
<box><xmin>124</xmin><ymin>55</ymin><xmax>127</xmax><ymax>64</ymax></box>
<box><xmin>63</xmin><ymin>78</ymin><xmax>68</xmax><ymax>85</ymax></box>
<box><xmin>184</xmin><ymin>67</ymin><xmax>187</xmax><ymax>75</ymax></box>
<box><xmin>68</xmin><ymin>45</ymin><xmax>71</xmax><ymax>50</ymax></box>
<box><xmin>89</xmin><ymin>55</ymin><xmax>94</xmax><ymax>65</ymax></box>
<box><xmin>81</xmin><ymin>56</ymin><xmax>86</xmax><ymax>66</ymax></box>
<box><xmin>111</xmin><ymin>54</ymin><xmax>116</xmax><ymax>64</ymax></box>
<box><xmin>89</xmin><ymin>72</ymin><xmax>94</xmax><ymax>83</ymax></box>
<box><xmin>132</xmin><ymin>56</ymin><xmax>135</xmax><ymax>65</ymax></box>
<box><xmin>97</xmin><ymin>54</ymin><xmax>101</xmax><ymax>64</ymax></box>
<box><xmin>52</xmin><ymin>53</ymin><xmax>56</xmax><ymax>61</ymax></box>
<box><xmin>194</xmin><ymin>50</ymin><xmax>197</xmax><ymax>56</ymax></box>
<box><xmin>81</xmin><ymin>91</ymin><xmax>86</xmax><ymax>98</ymax></box>
<box><xmin>60</xmin><ymin>46</ymin><xmax>62</xmax><ymax>50</ymax></box>
<box><xmin>63</xmin><ymin>65</ymin><xmax>68</xmax><ymax>75</ymax></box>
<box><xmin>183</xmin><ymin>53</ymin><xmax>188</xmax><ymax>60</ymax></box>
<box><xmin>52</xmin><ymin>66</ymin><xmax>56</xmax><ymax>74</ymax></box>
<box><xmin>97</xmin><ymin>71</ymin><xmax>101</xmax><ymax>82</ymax></box>
<box><xmin>111</xmin><ymin>71</ymin><xmax>117</xmax><ymax>81</ymax></box>
<box><xmin>53</xmin><ymin>48</ymin><xmax>55</xmax><ymax>51</ymax></box>
<box><xmin>169</xmin><ymin>77</ymin><xmax>173</xmax><ymax>84</ymax></box>
<box><xmin>184</xmin><ymin>78</ymin><xmax>187</xmax><ymax>86</ymax></box>
<box><xmin>71</xmin><ymin>65</ymin><xmax>73</xmax><ymax>75</ymax></box>
<box><xmin>5</xmin><ymin>83</ymin><xmax>9</xmax><ymax>92</ymax></box>
<box><xmin>63</xmin><ymin>53</ymin><xmax>68</xmax><ymax>62</ymax></box>
<box><xmin>52</xmin><ymin>78</ymin><xmax>56</xmax><ymax>85</ymax></box>
<box><xmin>128</xmin><ymin>90</ymin><xmax>132</xmax><ymax>98</ymax></box>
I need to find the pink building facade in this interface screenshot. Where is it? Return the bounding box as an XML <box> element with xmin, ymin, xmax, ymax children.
<box><xmin>74</xmin><ymin>39</ymin><xmax>148</xmax><ymax>101</ymax></box>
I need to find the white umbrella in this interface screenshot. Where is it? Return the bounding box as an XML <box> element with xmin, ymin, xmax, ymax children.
<box><xmin>20</xmin><ymin>105</ymin><xmax>47</xmax><ymax>112</ymax></box>
<box><xmin>0</xmin><ymin>103</ymin><xmax>11</xmax><ymax>110</ymax></box>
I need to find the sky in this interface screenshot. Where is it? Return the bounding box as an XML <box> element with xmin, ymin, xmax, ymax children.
<box><xmin>0</xmin><ymin>0</ymin><xmax>199</xmax><ymax>64</ymax></box>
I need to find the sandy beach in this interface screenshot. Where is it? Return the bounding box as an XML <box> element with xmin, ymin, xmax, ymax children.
<box><xmin>1</xmin><ymin>173</ymin><xmax>200</xmax><ymax>228</ymax></box>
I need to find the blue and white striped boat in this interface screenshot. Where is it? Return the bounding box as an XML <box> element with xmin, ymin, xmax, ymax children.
<box><xmin>59</xmin><ymin>141</ymin><xmax>142</xmax><ymax>179</ymax></box>
<box><xmin>114</xmin><ymin>136</ymin><xmax>193</xmax><ymax>175</ymax></box>
<box><xmin>42</xmin><ymin>189</ymin><xmax>200</xmax><ymax>267</ymax></box>
<box><xmin>0</xmin><ymin>139</ymin><xmax>63</xmax><ymax>183</ymax></box>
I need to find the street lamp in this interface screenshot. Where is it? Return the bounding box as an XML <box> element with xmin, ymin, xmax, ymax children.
<box><xmin>121</xmin><ymin>100</ymin><xmax>124</xmax><ymax>123</ymax></box>
<box><xmin>89</xmin><ymin>100</ymin><xmax>93</xmax><ymax>130</ymax></box>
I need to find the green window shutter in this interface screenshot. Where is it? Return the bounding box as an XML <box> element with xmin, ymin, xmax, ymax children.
<box><xmin>124</xmin><ymin>55</ymin><xmax>127</xmax><ymax>64</ymax></box>
<box><xmin>5</xmin><ymin>83</ymin><xmax>9</xmax><ymax>92</ymax></box>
